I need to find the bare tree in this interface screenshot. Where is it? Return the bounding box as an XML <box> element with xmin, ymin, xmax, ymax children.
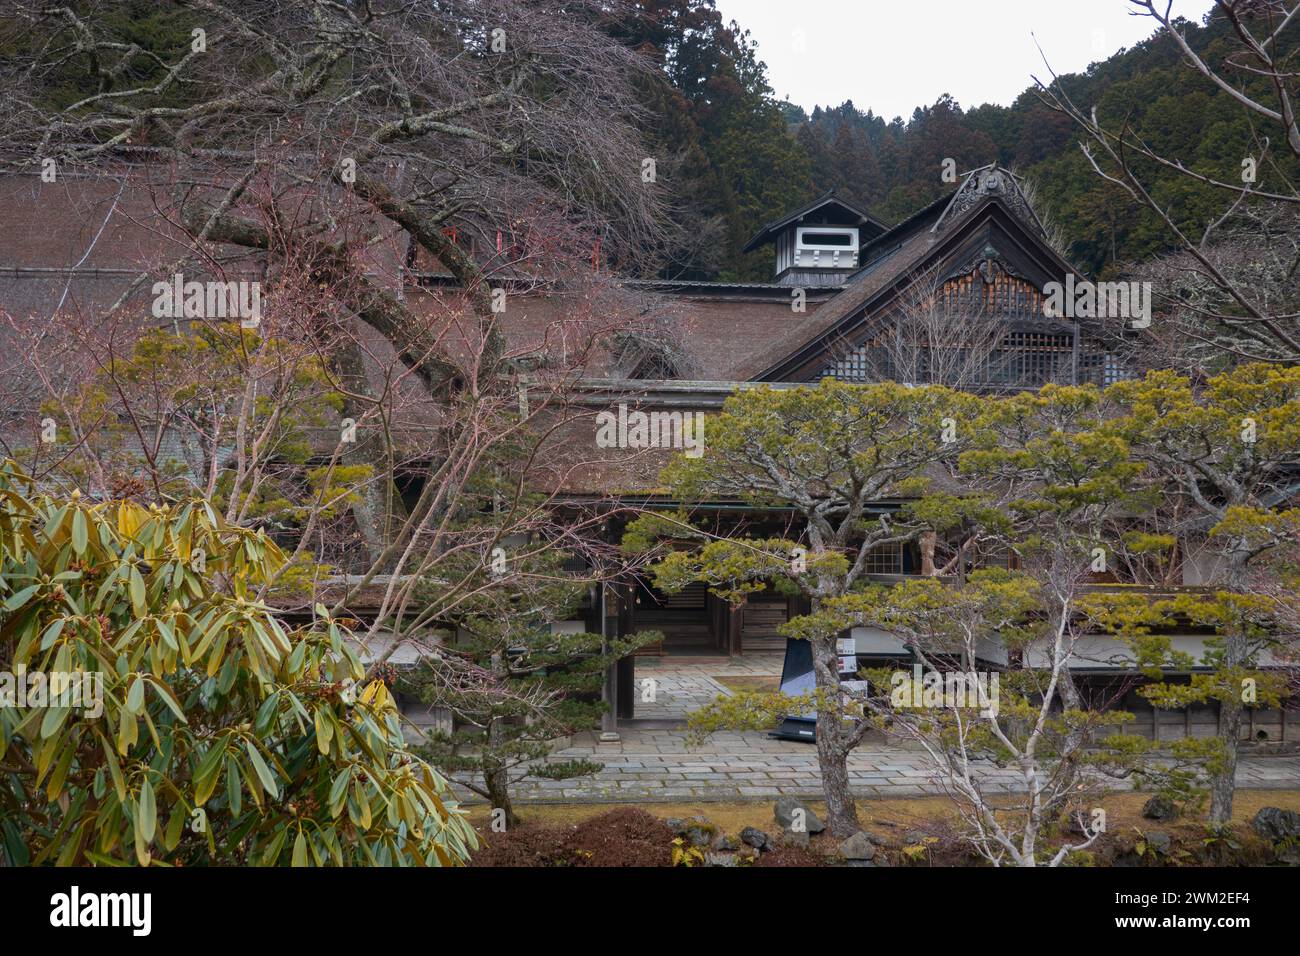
<box><xmin>825</xmin><ymin>263</ymin><xmax>1078</xmax><ymax>392</ymax></box>
<box><xmin>0</xmin><ymin>1</ymin><xmax>693</xmax><ymax>791</ymax></box>
<box><xmin>837</xmin><ymin>566</ymin><xmax>1122</xmax><ymax>867</ymax></box>
<box><xmin>1036</xmin><ymin>0</ymin><xmax>1300</xmax><ymax>366</ymax></box>
<box><xmin>1122</xmin><ymin>203</ymin><xmax>1300</xmax><ymax>376</ymax></box>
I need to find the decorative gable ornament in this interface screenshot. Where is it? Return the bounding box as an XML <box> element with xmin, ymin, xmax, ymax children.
<box><xmin>932</xmin><ymin>164</ymin><xmax>1046</xmax><ymax>236</ymax></box>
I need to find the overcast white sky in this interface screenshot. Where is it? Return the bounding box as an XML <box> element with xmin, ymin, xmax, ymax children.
<box><xmin>712</xmin><ymin>0</ymin><xmax>1216</xmax><ymax>120</ymax></box>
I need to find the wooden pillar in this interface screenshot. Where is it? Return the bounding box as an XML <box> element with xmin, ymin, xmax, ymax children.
<box><xmin>617</xmin><ymin>656</ymin><xmax>635</xmax><ymax>720</ymax></box>
<box><xmin>599</xmin><ymin>582</ymin><xmax>619</xmax><ymax>741</ymax></box>
<box><xmin>616</xmin><ymin>583</ymin><xmax>636</xmax><ymax>720</ymax></box>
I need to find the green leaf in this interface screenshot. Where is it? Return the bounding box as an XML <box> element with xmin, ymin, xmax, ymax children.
<box><xmin>254</xmin><ymin>693</ymin><xmax>279</xmax><ymax>735</ymax></box>
<box><xmin>328</xmin><ymin>769</ymin><xmax>351</xmax><ymax>817</ymax></box>
<box><xmin>98</xmin><ymin>731</ymin><xmax>127</xmax><ymax>801</ymax></box>
<box><xmin>260</xmin><ymin>828</ymin><xmax>287</xmax><ymax>867</ymax></box>
<box><xmin>193</xmin><ymin>744</ymin><xmax>226</xmax><ymax>806</ymax></box>
<box><xmin>134</xmin><ymin>821</ymin><xmax>151</xmax><ymax>867</ymax></box>
<box><xmin>146</xmin><ymin>678</ymin><xmax>187</xmax><ymax>723</ymax></box>
<box><xmin>71</xmin><ymin>509</ymin><xmax>88</xmax><ymax>555</ymax></box>
<box><xmin>39</xmin><ymin>617</ymin><xmax>65</xmax><ymax>651</ymax></box>
<box><xmin>244</xmin><ymin>742</ymin><xmax>279</xmax><ymax>799</ymax></box>
<box><xmin>39</xmin><ymin>706</ymin><xmax>70</xmax><ymax>741</ymax></box>
<box><xmin>314</xmin><ymin>709</ymin><xmax>334</xmax><ymax>755</ymax></box>
<box><xmin>164</xmin><ymin>805</ymin><xmax>185</xmax><ymax>852</ymax></box>
<box><xmin>155</xmin><ymin>617</ymin><xmax>179</xmax><ymax>652</ymax></box>
<box><xmin>291</xmin><ymin>831</ymin><xmax>308</xmax><ymax>867</ymax></box>
<box><xmin>3</xmin><ymin>585</ymin><xmax>40</xmax><ymax>612</ymax></box>
<box><xmin>126</xmin><ymin>676</ymin><xmax>146</xmax><ymax>715</ymax></box>
<box><xmin>226</xmin><ymin>755</ymin><xmax>243</xmax><ymax>817</ymax></box>
<box><xmin>128</xmin><ymin>566</ymin><xmax>147</xmax><ymax>617</ymax></box>
<box><xmin>138</xmin><ymin>777</ymin><xmax>157</xmax><ymax>844</ymax></box>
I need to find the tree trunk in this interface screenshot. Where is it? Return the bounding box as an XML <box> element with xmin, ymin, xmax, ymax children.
<box><xmin>811</xmin><ymin>635</ymin><xmax>860</xmax><ymax>837</ymax></box>
<box><xmin>484</xmin><ymin>764</ymin><xmax>517</xmax><ymax>830</ymax></box>
<box><xmin>337</xmin><ymin>338</ymin><xmax>407</xmax><ymax>570</ymax></box>
<box><xmin>920</xmin><ymin>531</ymin><xmax>937</xmax><ymax>576</ymax></box>
<box><xmin>1209</xmin><ymin>553</ymin><xmax>1250</xmax><ymax>825</ymax></box>
<box><xmin>484</xmin><ymin>716</ymin><xmax>519</xmax><ymax>829</ymax></box>
<box><xmin>1210</xmin><ymin>697</ymin><xmax>1241</xmax><ymax>824</ymax></box>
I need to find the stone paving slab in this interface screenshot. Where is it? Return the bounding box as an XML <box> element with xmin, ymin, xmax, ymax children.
<box><xmin>448</xmin><ymin>656</ymin><xmax>1300</xmax><ymax>804</ymax></box>
<box><xmin>629</xmin><ymin>653</ymin><xmax>783</xmax><ymax>720</ymax></box>
<box><xmin>451</xmin><ymin>725</ymin><xmax>1300</xmax><ymax>804</ymax></box>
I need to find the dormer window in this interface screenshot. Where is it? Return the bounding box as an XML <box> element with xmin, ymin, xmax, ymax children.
<box><xmin>794</xmin><ymin>226</ymin><xmax>858</xmax><ymax>269</ymax></box>
<box><xmin>743</xmin><ymin>194</ymin><xmax>885</xmax><ymax>285</ymax></box>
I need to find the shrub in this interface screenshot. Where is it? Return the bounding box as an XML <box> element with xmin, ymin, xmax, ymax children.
<box><xmin>0</xmin><ymin>461</ymin><xmax>476</xmax><ymax>866</ymax></box>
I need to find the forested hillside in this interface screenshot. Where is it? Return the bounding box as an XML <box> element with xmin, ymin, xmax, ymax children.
<box><xmin>1</xmin><ymin>1</ymin><xmax>1293</xmax><ymax>283</ymax></box>
<box><xmin>628</xmin><ymin>0</ymin><xmax>1300</xmax><ymax>281</ymax></box>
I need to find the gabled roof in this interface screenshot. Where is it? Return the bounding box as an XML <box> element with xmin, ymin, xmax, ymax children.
<box><xmin>749</xmin><ymin>166</ymin><xmax>1089</xmax><ymax>383</ymax></box>
<box><xmin>742</xmin><ymin>191</ymin><xmax>889</xmax><ymax>254</ymax></box>
<box><xmin>854</xmin><ymin>165</ymin><xmax>1048</xmax><ymax>268</ymax></box>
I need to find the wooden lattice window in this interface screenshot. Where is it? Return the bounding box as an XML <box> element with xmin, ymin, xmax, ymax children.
<box><xmin>935</xmin><ymin>267</ymin><xmax>1045</xmax><ymax>319</ymax></box>
<box><xmin>989</xmin><ymin>331</ymin><xmax>1074</xmax><ymax>386</ymax></box>
<box><xmin>863</xmin><ymin>541</ymin><xmax>904</xmax><ymax>574</ymax></box>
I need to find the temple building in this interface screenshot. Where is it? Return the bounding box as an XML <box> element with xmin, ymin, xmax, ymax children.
<box><xmin>0</xmin><ymin>162</ymin><xmax>1292</xmax><ymax>743</ymax></box>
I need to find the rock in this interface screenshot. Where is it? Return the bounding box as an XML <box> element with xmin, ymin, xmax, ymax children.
<box><xmin>903</xmin><ymin>830</ymin><xmax>933</xmax><ymax>845</ymax></box>
<box><xmin>1141</xmin><ymin>794</ymin><xmax>1178</xmax><ymax>821</ymax></box>
<box><xmin>1276</xmin><ymin>846</ymin><xmax>1300</xmax><ymax>866</ymax></box>
<box><xmin>778</xmin><ymin>828</ymin><xmax>810</xmax><ymax>849</ymax></box>
<box><xmin>839</xmin><ymin>831</ymin><xmax>877</xmax><ymax>861</ymax></box>
<box><xmin>704</xmin><ymin>851</ymin><xmax>737</xmax><ymax>867</ymax></box>
<box><xmin>711</xmin><ymin>833</ymin><xmax>738</xmax><ymax>852</ymax></box>
<box><xmin>1145</xmin><ymin>831</ymin><xmax>1171</xmax><ymax>854</ymax></box>
<box><xmin>740</xmin><ymin>826</ymin><xmax>771</xmax><ymax>851</ymax></box>
<box><xmin>669</xmin><ymin>815</ymin><xmax>715</xmax><ymax>846</ymax></box>
<box><xmin>1252</xmin><ymin>807</ymin><xmax>1300</xmax><ymax>843</ymax></box>
<box><xmin>685</xmin><ymin>825</ymin><xmax>714</xmax><ymax>848</ymax></box>
<box><xmin>774</xmin><ymin>796</ymin><xmax>826</xmax><ymax>834</ymax></box>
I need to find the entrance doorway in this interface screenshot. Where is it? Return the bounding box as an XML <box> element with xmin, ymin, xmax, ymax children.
<box><xmin>627</xmin><ymin>578</ymin><xmax>793</xmax><ymax>657</ymax></box>
<box><xmin>631</xmin><ymin>579</ymin><xmax>722</xmax><ymax>656</ymax></box>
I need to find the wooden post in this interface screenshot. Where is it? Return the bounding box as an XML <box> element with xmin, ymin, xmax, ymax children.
<box><xmin>599</xmin><ymin>582</ymin><xmax>619</xmax><ymax>741</ymax></box>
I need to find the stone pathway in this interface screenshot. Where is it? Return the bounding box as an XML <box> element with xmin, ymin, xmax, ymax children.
<box><xmin>630</xmin><ymin>653</ymin><xmax>782</xmax><ymax>720</ymax></box>
<box><xmin>451</xmin><ymin>725</ymin><xmax>1300</xmax><ymax>803</ymax></box>
<box><xmin>446</xmin><ymin>653</ymin><xmax>1300</xmax><ymax>804</ymax></box>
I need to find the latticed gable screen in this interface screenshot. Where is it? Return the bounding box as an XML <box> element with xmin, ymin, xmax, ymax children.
<box><xmin>939</xmin><ymin>269</ymin><xmax>1045</xmax><ymax>319</ymax></box>
<box><xmin>820</xmin><ymin>268</ymin><xmax>1116</xmax><ymax>390</ymax></box>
